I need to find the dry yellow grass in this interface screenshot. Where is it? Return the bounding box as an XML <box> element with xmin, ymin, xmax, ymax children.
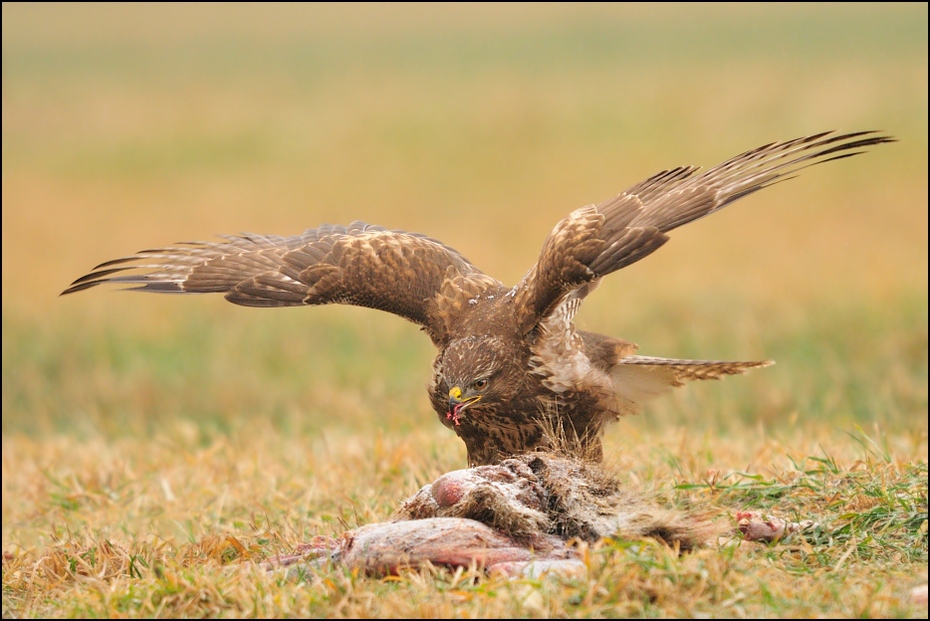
<box><xmin>3</xmin><ymin>3</ymin><xmax>927</xmax><ymax>617</ymax></box>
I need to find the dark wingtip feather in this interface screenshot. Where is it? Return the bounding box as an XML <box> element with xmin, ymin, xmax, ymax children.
<box><xmin>61</xmin><ymin>265</ymin><xmax>139</xmax><ymax>296</ymax></box>
<box><xmin>61</xmin><ymin>275</ymin><xmax>185</xmax><ymax>296</ymax></box>
<box><xmin>128</xmin><ymin>282</ymin><xmax>186</xmax><ymax>293</ymax></box>
<box><xmin>66</xmin><ymin>267</ymin><xmax>132</xmax><ymax>287</ymax></box>
<box><xmin>60</xmin><ymin>280</ymin><xmax>102</xmax><ymax>296</ymax></box>
<box><xmin>92</xmin><ymin>255</ymin><xmax>148</xmax><ymax>270</ymax></box>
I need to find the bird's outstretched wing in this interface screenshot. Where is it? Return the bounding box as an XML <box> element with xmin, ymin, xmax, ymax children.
<box><xmin>513</xmin><ymin>130</ymin><xmax>896</xmax><ymax>335</ymax></box>
<box><xmin>61</xmin><ymin>221</ymin><xmax>501</xmax><ymax>346</ymax></box>
<box><xmin>608</xmin><ymin>356</ymin><xmax>774</xmax><ymax>416</ymax></box>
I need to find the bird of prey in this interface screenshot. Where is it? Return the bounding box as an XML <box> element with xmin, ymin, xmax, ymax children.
<box><xmin>62</xmin><ymin>130</ymin><xmax>893</xmax><ymax>466</ymax></box>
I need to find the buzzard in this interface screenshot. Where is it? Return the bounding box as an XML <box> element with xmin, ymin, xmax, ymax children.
<box><xmin>62</xmin><ymin>131</ymin><xmax>893</xmax><ymax>466</ymax></box>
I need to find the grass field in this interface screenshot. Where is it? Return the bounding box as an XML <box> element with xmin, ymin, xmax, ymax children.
<box><xmin>2</xmin><ymin>3</ymin><xmax>927</xmax><ymax>617</ymax></box>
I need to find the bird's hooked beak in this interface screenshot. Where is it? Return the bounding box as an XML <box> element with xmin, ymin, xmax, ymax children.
<box><xmin>447</xmin><ymin>386</ymin><xmax>481</xmax><ymax>426</ymax></box>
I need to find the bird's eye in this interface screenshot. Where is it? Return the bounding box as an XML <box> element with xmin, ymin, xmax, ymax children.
<box><xmin>472</xmin><ymin>378</ymin><xmax>488</xmax><ymax>390</ymax></box>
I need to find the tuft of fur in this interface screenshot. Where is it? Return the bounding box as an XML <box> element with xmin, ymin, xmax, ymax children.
<box><xmin>393</xmin><ymin>452</ymin><xmax>722</xmax><ymax>551</ymax></box>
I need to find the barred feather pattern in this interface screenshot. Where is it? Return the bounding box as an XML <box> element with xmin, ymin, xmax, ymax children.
<box><xmin>62</xmin><ymin>131</ymin><xmax>893</xmax><ymax>465</ymax></box>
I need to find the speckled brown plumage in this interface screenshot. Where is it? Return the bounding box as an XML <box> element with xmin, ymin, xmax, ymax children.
<box><xmin>62</xmin><ymin>131</ymin><xmax>894</xmax><ymax>466</ymax></box>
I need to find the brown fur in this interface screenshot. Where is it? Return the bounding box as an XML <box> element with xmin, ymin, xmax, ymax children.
<box><xmin>393</xmin><ymin>452</ymin><xmax>723</xmax><ymax>551</ymax></box>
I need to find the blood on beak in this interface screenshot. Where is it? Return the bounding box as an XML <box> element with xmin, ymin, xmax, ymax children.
<box><xmin>447</xmin><ymin>386</ymin><xmax>480</xmax><ymax>426</ymax></box>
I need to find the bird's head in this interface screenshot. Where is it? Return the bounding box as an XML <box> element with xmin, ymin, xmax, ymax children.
<box><xmin>432</xmin><ymin>335</ymin><xmax>527</xmax><ymax>428</ymax></box>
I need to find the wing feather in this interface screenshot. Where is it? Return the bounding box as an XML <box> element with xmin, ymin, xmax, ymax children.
<box><xmin>610</xmin><ymin>356</ymin><xmax>774</xmax><ymax>415</ymax></box>
<box><xmin>513</xmin><ymin>131</ymin><xmax>896</xmax><ymax>334</ymax></box>
<box><xmin>61</xmin><ymin>221</ymin><xmax>499</xmax><ymax>345</ymax></box>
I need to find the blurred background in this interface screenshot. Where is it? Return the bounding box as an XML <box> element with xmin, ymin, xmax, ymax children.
<box><xmin>2</xmin><ymin>3</ymin><xmax>927</xmax><ymax>452</ymax></box>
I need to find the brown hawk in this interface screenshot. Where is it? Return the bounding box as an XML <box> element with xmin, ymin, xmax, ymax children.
<box><xmin>62</xmin><ymin>131</ymin><xmax>893</xmax><ymax>465</ymax></box>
